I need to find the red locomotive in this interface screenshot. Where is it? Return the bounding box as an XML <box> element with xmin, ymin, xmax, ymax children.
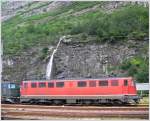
<box><xmin>20</xmin><ymin>77</ymin><xmax>140</xmax><ymax>104</ymax></box>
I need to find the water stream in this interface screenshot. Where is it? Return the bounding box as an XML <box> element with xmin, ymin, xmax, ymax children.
<box><xmin>46</xmin><ymin>36</ymin><xmax>65</xmax><ymax>79</ymax></box>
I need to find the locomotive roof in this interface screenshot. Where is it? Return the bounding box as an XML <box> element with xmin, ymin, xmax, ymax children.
<box><xmin>22</xmin><ymin>77</ymin><xmax>132</xmax><ymax>82</ymax></box>
<box><xmin>1</xmin><ymin>81</ymin><xmax>19</xmax><ymax>84</ymax></box>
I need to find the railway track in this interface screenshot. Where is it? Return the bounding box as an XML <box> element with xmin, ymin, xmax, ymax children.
<box><xmin>1</xmin><ymin>104</ymin><xmax>149</xmax><ymax>120</ymax></box>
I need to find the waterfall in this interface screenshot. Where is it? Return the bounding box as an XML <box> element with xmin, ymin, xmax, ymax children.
<box><xmin>46</xmin><ymin>49</ymin><xmax>56</xmax><ymax>80</ymax></box>
<box><xmin>46</xmin><ymin>36</ymin><xmax>65</xmax><ymax>80</ymax></box>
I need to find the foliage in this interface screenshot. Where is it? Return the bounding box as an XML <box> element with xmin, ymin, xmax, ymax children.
<box><xmin>70</xmin><ymin>5</ymin><xmax>149</xmax><ymax>42</ymax></box>
<box><xmin>120</xmin><ymin>56</ymin><xmax>149</xmax><ymax>83</ymax></box>
<box><xmin>2</xmin><ymin>3</ymin><xmax>149</xmax><ymax>56</ymax></box>
<box><xmin>39</xmin><ymin>47</ymin><xmax>49</xmax><ymax>60</ymax></box>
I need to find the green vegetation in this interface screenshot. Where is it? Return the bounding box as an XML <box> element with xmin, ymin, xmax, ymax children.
<box><xmin>39</xmin><ymin>47</ymin><xmax>49</xmax><ymax>60</ymax></box>
<box><xmin>2</xmin><ymin>3</ymin><xmax>148</xmax><ymax>55</ymax></box>
<box><xmin>120</xmin><ymin>56</ymin><xmax>148</xmax><ymax>83</ymax></box>
<box><xmin>70</xmin><ymin>5</ymin><xmax>149</xmax><ymax>42</ymax></box>
<box><xmin>139</xmin><ymin>96</ymin><xmax>149</xmax><ymax>104</ymax></box>
<box><xmin>120</xmin><ymin>41</ymin><xmax>149</xmax><ymax>83</ymax></box>
<box><xmin>138</xmin><ymin>91</ymin><xmax>149</xmax><ymax>97</ymax></box>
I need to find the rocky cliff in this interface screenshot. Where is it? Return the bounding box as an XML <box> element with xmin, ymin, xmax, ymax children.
<box><xmin>2</xmin><ymin>35</ymin><xmax>148</xmax><ymax>81</ymax></box>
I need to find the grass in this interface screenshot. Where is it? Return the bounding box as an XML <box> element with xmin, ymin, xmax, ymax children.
<box><xmin>139</xmin><ymin>96</ymin><xmax>149</xmax><ymax>104</ymax></box>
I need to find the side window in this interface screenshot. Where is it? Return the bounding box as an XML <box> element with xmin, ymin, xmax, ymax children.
<box><xmin>99</xmin><ymin>81</ymin><xmax>108</xmax><ymax>86</ymax></box>
<box><xmin>124</xmin><ymin>80</ymin><xmax>128</xmax><ymax>86</ymax></box>
<box><xmin>31</xmin><ymin>83</ymin><xmax>37</xmax><ymax>88</ymax></box>
<box><xmin>8</xmin><ymin>84</ymin><xmax>11</xmax><ymax>89</ymax></box>
<box><xmin>111</xmin><ymin>80</ymin><xmax>118</xmax><ymax>86</ymax></box>
<box><xmin>8</xmin><ymin>83</ymin><xmax>16</xmax><ymax>89</ymax></box>
<box><xmin>78</xmin><ymin>81</ymin><xmax>87</xmax><ymax>87</ymax></box>
<box><xmin>89</xmin><ymin>81</ymin><xmax>96</xmax><ymax>87</ymax></box>
<box><xmin>133</xmin><ymin>81</ymin><xmax>136</xmax><ymax>86</ymax></box>
<box><xmin>10</xmin><ymin>84</ymin><xmax>16</xmax><ymax>89</ymax></box>
<box><xmin>24</xmin><ymin>83</ymin><xmax>28</xmax><ymax>88</ymax></box>
<box><xmin>39</xmin><ymin>82</ymin><xmax>46</xmax><ymax>88</ymax></box>
<box><xmin>48</xmin><ymin>82</ymin><xmax>54</xmax><ymax>88</ymax></box>
<box><xmin>56</xmin><ymin>82</ymin><xmax>64</xmax><ymax>88</ymax></box>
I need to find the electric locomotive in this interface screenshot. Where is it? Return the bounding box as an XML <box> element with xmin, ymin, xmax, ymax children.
<box><xmin>20</xmin><ymin>77</ymin><xmax>140</xmax><ymax>105</ymax></box>
<box><xmin>1</xmin><ymin>81</ymin><xmax>20</xmax><ymax>103</ymax></box>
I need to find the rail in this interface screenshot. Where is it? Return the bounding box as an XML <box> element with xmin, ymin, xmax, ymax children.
<box><xmin>1</xmin><ymin>104</ymin><xmax>149</xmax><ymax>120</ymax></box>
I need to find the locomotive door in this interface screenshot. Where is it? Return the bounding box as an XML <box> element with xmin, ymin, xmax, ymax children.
<box><xmin>1</xmin><ymin>83</ymin><xmax>8</xmax><ymax>97</ymax></box>
<box><xmin>122</xmin><ymin>79</ymin><xmax>128</xmax><ymax>94</ymax></box>
<box><xmin>23</xmin><ymin>82</ymin><xmax>28</xmax><ymax>95</ymax></box>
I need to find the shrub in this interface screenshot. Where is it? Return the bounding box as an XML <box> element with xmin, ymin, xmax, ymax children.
<box><xmin>39</xmin><ymin>47</ymin><xmax>49</xmax><ymax>60</ymax></box>
<box><xmin>70</xmin><ymin>23</ymin><xmax>85</xmax><ymax>35</ymax></box>
<box><xmin>120</xmin><ymin>57</ymin><xmax>149</xmax><ymax>83</ymax></box>
<box><xmin>26</xmin><ymin>24</ymin><xmax>36</xmax><ymax>33</ymax></box>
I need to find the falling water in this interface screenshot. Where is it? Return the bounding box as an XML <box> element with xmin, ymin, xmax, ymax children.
<box><xmin>46</xmin><ymin>36</ymin><xmax>65</xmax><ymax>79</ymax></box>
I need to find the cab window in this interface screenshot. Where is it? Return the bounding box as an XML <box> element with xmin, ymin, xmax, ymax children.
<box><xmin>8</xmin><ymin>84</ymin><xmax>16</xmax><ymax>89</ymax></box>
<box><xmin>133</xmin><ymin>81</ymin><xmax>136</xmax><ymax>86</ymax></box>
<box><xmin>124</xmin><ymin>80</ymin><xmax>128</xmax><ymax>86</ymax></box>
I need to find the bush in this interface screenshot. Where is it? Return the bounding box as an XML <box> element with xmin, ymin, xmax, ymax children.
<box><xmin>86</xmin><ymin>19</ymin><xmax>99</xmax><ymax>35</ymax></box>
<box><xmin>70</xmin><ymin>4</ymin><xmax>148</xmax><ymax>43</ymax></box>
<box><xmin>120</xmin><ymin>57</ymin><xmax>149</xmax><ymax>83</ymax></box>
<box><xmin>26</xmin><ymin>24</ymin><xmax>36</xmax><ymax>33</ymax></box>
<box><xmin>42</xmin><ymin>47</ymin><xmax>49</xmax><ymax>55</ymax></box>
<box><xmin>39</xmin><ymin>47</ymin><xmax>49</xmax><ymax>60</ymax></box>
<box><xmin>70</xmin><ymin>23</ymin><xmax>85</xmax><ymax>35</ymax></box>
<box><xmin>81</xmin><ymin>33</ymin><xmax>88</xmax><ymax>40</ymax></box>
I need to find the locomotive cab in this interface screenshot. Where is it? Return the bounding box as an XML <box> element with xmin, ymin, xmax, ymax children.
<box><xmin>1</xmin><ymin>81</ymin><xmax>20</xmax><ymax>103</ymax></box>
<box><xmin>122</xmin><ymin>78</ymin><xmax>140</xmax><ymax>104</ymax></box>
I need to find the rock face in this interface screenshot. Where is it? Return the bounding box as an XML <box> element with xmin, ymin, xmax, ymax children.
<box><xmin>1</xmin><ymin>1</ymin><xmax>72</xmax><ymax>21</ymax></box>
<box><xmin>2</xmin><ymin>1</ymin><xmax>148</xmax><ymax>21</ymax></box>
<box><xmin>53</xmin><ymin>40</ymin><xmax>147</xmax><ymax>79</ymax></box>
<box><xmin>1</xmin><ymin>1</ymin><xmax>31</xmax><ymax>21</ymax></box>
<box><xmin>2</xmin><ymin>46</ymin><xmax>49</xmax><ymax>81</ymax></box>
<box><xmin>2</xmin><ymin>37</ymin><xmax>148</xmax><ymax>81</ymax></box>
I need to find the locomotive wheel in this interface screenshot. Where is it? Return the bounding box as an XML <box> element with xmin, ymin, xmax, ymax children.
<box><xmin>134</xmin><ymin>99</ymin><xmax>140</xmax><ymax>104</ymax></box>
<box><xmin>114</xmin><ymin>100</ymin><xmax>123</xmax><ymax>105</ymax></box>
<box><xmin>84</xmin><ymin>100</ymin><xmax>92</xmax><ymax>105</ymax></box>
